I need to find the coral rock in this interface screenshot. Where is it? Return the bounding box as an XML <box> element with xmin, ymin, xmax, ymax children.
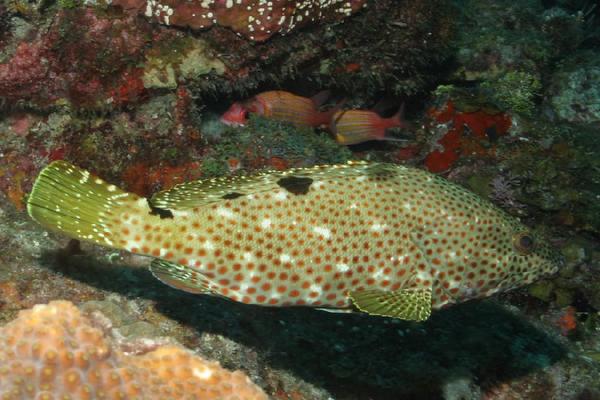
<box><xmin>113</xmin><ymin>0</ymin><xmax>367</xmax><ymax>41</ymax></box>
<box><xmin>0</xmin><ymin>300</ymin><xmax>267</xmax><ymax>400</ymax></box>
<box><xmin>0</xmin><ymin>8</ymin><xmax>151</xmax><ymax>109</ymax></box>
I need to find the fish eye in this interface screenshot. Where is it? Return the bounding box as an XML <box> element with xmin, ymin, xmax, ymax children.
<box><xmin>513</xmin><ymin>232</ymin><xmax>535</xmax><ymax>254</ymax></box>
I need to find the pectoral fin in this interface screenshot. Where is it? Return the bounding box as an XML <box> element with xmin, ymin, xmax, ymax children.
<box><xmin>349</xmin><ymin>288</ymin><xmax>432</xmax><ymax>321</ymax></box>
<box><xmin>150</xmin><ymin>259</ymin><xmax>216</xmax><ymax>295</ymax></box>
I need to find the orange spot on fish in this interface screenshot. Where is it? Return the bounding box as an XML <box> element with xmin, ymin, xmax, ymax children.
<box><xmin>277</xmin><ymin>285</ymin><xmax>287</xmax><ymax>293</ymax></box>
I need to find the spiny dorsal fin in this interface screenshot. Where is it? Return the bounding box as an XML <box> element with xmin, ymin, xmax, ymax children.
<box><xmin>150</xmin><ymin>259</ymin><xmax>218</xmax><ymax>296</ymax></box>
<box><xmin>149</xmin><ymin>161</ymin><xmax>404</xmax><ymax>211</ymax></box>
<box><xmin>349</xmin><ymin>288</ymin><xmax>432</xmax><ymax>321</ymax></box>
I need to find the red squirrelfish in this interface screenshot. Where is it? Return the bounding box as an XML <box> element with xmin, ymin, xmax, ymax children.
<box><xmin>221</xmin><ymin>90</ymin><xmax>336</xmax><ymax>128</ymax></box>
<box><xmin>331</xmin><ymin>108</ymin><xmax>407</xmax><ymax>145</ymax></box>
<box><xmin>27</xmin><ymin>161</ymin><xmax>562</xmax><ymax>321</ymax></box>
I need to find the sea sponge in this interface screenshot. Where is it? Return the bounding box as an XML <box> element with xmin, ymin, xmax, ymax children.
<box><xmin>0</xmin><ymin>300</ymin><xmax>267</xmax><ymax>400</ymax></box>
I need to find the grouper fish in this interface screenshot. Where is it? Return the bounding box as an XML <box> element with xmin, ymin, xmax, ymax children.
<box><xmin>27</xmin><ymin>161</ymin><xmax>562</xmax><ymax>321</ymax></box>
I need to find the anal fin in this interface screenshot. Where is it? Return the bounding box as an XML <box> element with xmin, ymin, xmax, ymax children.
<box><xmin>150</xmin><ymin>259</ymin><xmax>215</xmax><ymax>295</ymax></box>
<box><xmin>349</xmin><ymin>288</ymin><xmax>432</xmax><ymax>321</ymax></box>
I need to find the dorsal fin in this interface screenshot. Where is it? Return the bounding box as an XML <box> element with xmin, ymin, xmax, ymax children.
<box><xmin>149</xmin><ymin>161</ymin><xmax>402</xmax><ymax>211</ymax></box>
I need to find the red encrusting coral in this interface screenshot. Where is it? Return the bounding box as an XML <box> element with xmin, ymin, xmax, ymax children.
<box><xmin>424</xmin><ymin>101</ymin><xmax>511</xmax><ymax>173</ymax></box>
<box><xmin>112</xmin><ymin>0</ymin><xmax>366</xmax><ymax>41</ymax></box>
<box><xmin>0</xmin><ymin>153</ymin><xmax>38</xmax><ymax>211</ymax></box>
<box><xmin>557</xmin><ymin>306</ymin><xmax>578</xmax><ymax>336</ymax></box>
<box><xmin>108</xmin><ymin>67</ymin><xmax>147</xmax><ymax>106</ymax></box>
<box><xmin>0</xmin><ymin>8</ymin><xmax>152</xmax><ymax>109</ymax></box>
<box><xmin>0</xmin><ymin>41</ymin><xmax>51</xmax><ymax>103</ymax></box>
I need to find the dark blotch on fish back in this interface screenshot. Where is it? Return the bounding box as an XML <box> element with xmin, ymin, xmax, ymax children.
<box><xmin>148</xmin><ymin>205</ymin><xmax>174</xmax><ymax>219</ymax></box>
<box><xmin>277</xmin><ymin>176</ymin><xmax>313</xmax><ymax>195</ymax></box>
<box><xmin>222</xmin><ymin>192</ymin><xmax>245</xmax><ymax>200</ymax></box>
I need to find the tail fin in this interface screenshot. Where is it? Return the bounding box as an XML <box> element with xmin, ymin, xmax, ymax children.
<box><xmin>310</xmin><ymin>90</ymin><xmax>331</xmax><ymax>107</ymax></box>
<box><xmin>27</xmin><ymin>161</ymin><xmax>147</xmax><ymax>249</ymax></box>
<box><xmin>371</xmin><ymin>97</ymin><xmax>397</xmax><ymax>115</ymax></box>
<box><xmin>390</xmin><ymin>103</ymin><xmax>406</xmax><ymax>127</ymax></box>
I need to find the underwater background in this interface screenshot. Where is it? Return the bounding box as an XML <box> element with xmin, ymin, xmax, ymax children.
<box><xmin>0</xmin><ymin>0</ymin><xmax>600</xmax><ymax>398</ymax></box>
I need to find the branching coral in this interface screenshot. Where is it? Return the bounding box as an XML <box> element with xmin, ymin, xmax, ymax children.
<box><xmin>0</xmin><ymin>300</ymin><xmax>267</xmax><ymax>399</ymax></box>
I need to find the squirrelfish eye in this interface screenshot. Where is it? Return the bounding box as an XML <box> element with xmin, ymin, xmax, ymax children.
<box><xmin>513</xmin><ymin>232</ymin><xmax>535</xmax><ymax>254</ymax></box>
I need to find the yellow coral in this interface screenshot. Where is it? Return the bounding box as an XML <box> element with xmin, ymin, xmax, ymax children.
<box><xmin>0</xmin><ymin>301</ymin><xmax>267</xmax><ymax>400</ymax></box>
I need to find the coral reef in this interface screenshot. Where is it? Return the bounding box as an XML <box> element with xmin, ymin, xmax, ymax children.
<box><xmin>0</xmin><ymin>0</ymin><xmax>455</xmax><ymax>112</ymax></box>
<box><xmin>112</xmin><ymin>0</ymin><xmax>367</xmax><ymax>41</ymax></box>
<box><xmin>0</xmin><ymin>0</ymin><xmax>600</xmax><ymax>398</ymax></box>
<box><xmin>311</xmin><ymin>0</ymin><xmax>455</xmax><ymax>98</ymax></box>
<box><xmin>199</xmin><ymin>115</ymin><xmax>352</xmax><ymax>176</ymax></box>
<box><xmin>451</xmin><ymin>0</ymin><xmax>555</xmax><ymax>84</ymax></box>
<box><xmin>0</xmin><ymin>300</ymin><xmax>267</xmax><ymax>399</ymax></box>
<box><xmin>547</xmin><ymin>50</ymin><xmax>600</xmax><ymax>123</ymax></box>
<box><xmin>481</xmin><ymin>70</ymin><xmax>542</xmax><ymax>116</ymax></box>
<box><xmin>0</xmin><ymin>8</ymin><xmax>152</xmax><ymax>110</ymax></box>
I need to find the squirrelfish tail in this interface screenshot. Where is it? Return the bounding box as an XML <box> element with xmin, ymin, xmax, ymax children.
<box><xmin>27</xmin><ymin>161</ymin><xmax>148</xmax><ymax>250</ymax></box>
<box><xmin>389</xmin><ymin>103</ymin><xmax>407</xmax><ymax>128</ymax></box>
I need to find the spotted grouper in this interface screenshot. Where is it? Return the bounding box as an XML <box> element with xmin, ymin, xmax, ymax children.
<box><xmin>27</xmin><ymin>161</ymin><xmax>561</xmax><ymax>321</ymax></box>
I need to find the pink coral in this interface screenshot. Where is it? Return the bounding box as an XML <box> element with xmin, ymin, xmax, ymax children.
<box><xmin>113</xmin><ymin>0</ymin><xmax>367</xmax><ymax>41</ymax></box>
<box><xmin>0</xmin><ymin>300</ymin><xmax>267</xmax><ymax>400</ymax></box>
<box><xmin>0</xmin><ymin>42</ymin><xmax>52</xmax><ymax>102</ymax></box>
<box><xmin>0</xmin><ymin>8</ymin><xmax>151</xmax><ymax>109</ymax></box>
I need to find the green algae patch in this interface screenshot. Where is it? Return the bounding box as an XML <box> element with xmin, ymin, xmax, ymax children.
<box><xmin>482</xmin><ymin>71</ymin><xmax>542</xmax><ymax>116</ymax></box>
<box><xmin>143</xmin><ymin>36</ymin><xmax>225</xmax><ymax>89</ymax></box>
<box><xmin>528</xmin><ymin>280</ymin><xmax>555</xmax><ymax>303</ymax></box>
<box><xmin>200</xmin><ymin>115</ymin><xmax>353</xmax><ymax>178</ymax></box>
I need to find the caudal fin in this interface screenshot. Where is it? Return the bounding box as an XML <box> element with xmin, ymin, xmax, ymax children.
<box><xmin>310</xmin><ymin>90</ymin><xmax>331</xmax><ymax>107</ymax></box>
<box><xmin>390</xmin><ymin>103</ymin><xmax>407</xmax><ymax>128</ymax></box>
<box><xmin>27</xmin><ymin>161</ymin><xmax>148</xmax><ymax>249</ymax></box>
